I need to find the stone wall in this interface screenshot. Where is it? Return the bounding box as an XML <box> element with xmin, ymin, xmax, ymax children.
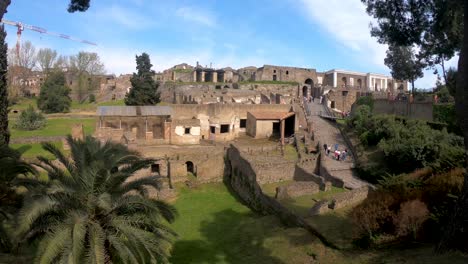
<box><xmin>309</xmin><ymin>186</ymin><xmax>371</xmax><ymax>215</ymax></box>
<box><xmin>326</xmin><ymin>89</ymin><xmax>358</xmax><ymax>113</ymax></box>
<box><xmin>373</xmin><ymin>99</ymin><xmax>433</xmax><ymax>121</ymax></box>
<box><xmin>225</xmin><ymin>144</ymin><xmax>338</xmax><ymax>248</ymax></box>
<box><xmin>275</xmin><ymin>181</ymin><xmax>320</xmax><ymax>200</ymax></box>
<box><xmin>138</xmin><ymin>144</ymin><xmax>225</xmax><ymax>183</ymax></box>
<box><xmin>161</xmin><ymin>83</ymin><xmax>300</xmax><ymax>104</ymax></box>
<box><xmin>256</xmin><ymin>65</ymin><xmax>318</xmax><ymax>85</ymax></box>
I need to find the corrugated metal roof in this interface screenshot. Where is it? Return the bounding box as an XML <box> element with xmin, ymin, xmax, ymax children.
<box><xmin>97</xmin><ymin>106</ymin><xmax>173</xmax><ymax>116</ymax></box>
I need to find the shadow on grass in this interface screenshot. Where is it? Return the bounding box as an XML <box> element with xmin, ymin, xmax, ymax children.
<box><xmin>170</xmin><ymin>209</ymin><xmax>285</xmax><ymax>264</ymax></box>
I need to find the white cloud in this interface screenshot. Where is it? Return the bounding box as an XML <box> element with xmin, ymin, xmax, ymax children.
<box><xmin>298</xmin><ymin>0</ymin><xmax>387</xmax><ymax>68</ymax></box>
<box><xmin>175</xmin><ymin>7</ymin><xmax>216</xmax><ymax>27</ymax></box>
<box><xmin>95</xmin><ymin>5</ymin><xmax>156</xmax><ymax>30</ymax></box>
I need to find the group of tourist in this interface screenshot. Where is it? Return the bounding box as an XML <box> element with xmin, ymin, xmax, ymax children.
<box><xmin>323</xmin><ymin>143</ymin><xmax>348</xmax><ymax>161</ymax></box>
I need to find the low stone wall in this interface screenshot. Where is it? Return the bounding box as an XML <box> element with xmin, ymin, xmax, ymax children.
<box><xmin>275</xmin><ymin>181</ymin><xmax>320</xmax><ymax>200</ymax></box>
<box><xmin>329</xmin><ymin>186</ymin><xmax>370</xmax><ymax>210</ymax></box>
<box><xmin>318</xmin><ymin>153</ymin><xmax>346</xmax><ymax>188</ymax></box>
<box><xmin>293</xmin><ymin>164</ymin><xmax>331</xmax><ymax>191</ymax></box>
<box><xmin>225</xmin><ymin>144</ymin><xmax>338</xmax><ymax>249</ymax></box>
<box><xmin>309</xmin><ymin>186</ymin><xmax>371</xmax><ymax>216</ymax></box>
<box><xmin>10</xmin><ymin>136</ymin><xmax>66</xmax><ymax>144</ymax></box>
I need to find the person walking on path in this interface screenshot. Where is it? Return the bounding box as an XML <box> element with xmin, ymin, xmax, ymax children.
<box><xmin>323</xmin><ymin>143</ymin><xmax>328</xmax><ymax>152</ymax></box>
<box><xmin>341</xmin><ymin>149</ymin><xmax>348</xmax><ymax>161</ymax></box>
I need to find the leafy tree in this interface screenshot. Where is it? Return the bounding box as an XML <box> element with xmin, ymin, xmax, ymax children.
<box><xmin>53</xmin><ymin>55</ymin><xmax>69</xmax><ymax>69</ymax></box>
<box><xmin>16</xmin><ymin>136</ymin><xmax>177</xmax><ymax>263</ymax></box>
<box><xmin>68</xmin><ymin>0</ymin><xmax>91</xmax><ymax>12</ymax></box>
<box><xmin>69</xmin><ymin>51</ymin><xmax>105</xmax><ymax>102</ymax></box>
<box><xmin>36</xmin><ymin>48</ymin><xmax>58</xmax><ymax>74</ymax></box>
<box><xmin>446</xmin><ymin>67</ymin><xmax>457</xmax><ymax>97</ymax></box>
<box><xmin>125</xmin><ymin>53</ymin><xmax>160</xmax><ymax>105</ymax></box>
<box><xmin>13</xmin><ymin>105</ymin><xmax>46</xmax><ymax>131</ymax></box>
<box><xmin>384</xmin><ymin>45</ymin><xmax>424</xmax><ymax>93</ymax></box>
<box><xmin>0</xmin><ymin>145</ymin><xmax>36</xmax><ymax>252</ymax></box>
<box><xmin>361</xmin><ymin>0</ymin><xmax>467</xmax><ymax>252</ymax></box>
<box><xmin>37</xmin><ymin>71</ymin><xmax>72</xmax><ymax>113</ymax></box>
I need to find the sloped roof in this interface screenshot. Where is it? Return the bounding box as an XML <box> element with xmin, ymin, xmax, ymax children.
<box><xmin>97</xmin><ymin>106</ymin><xmax>173</xmax><ymax>116</ymax></box>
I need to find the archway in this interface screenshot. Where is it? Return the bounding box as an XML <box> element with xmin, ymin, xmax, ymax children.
<box><xmin>357</xmin><ymin>79</ymin><xmax>362</xmax><ymax>88</ymax></box>
<box><xmin>341</xmin><ymin>77</ymin><xmax>347</xmax><ymax>87</ymax></box>
<box><xmin>305</xmin><ymin>78</ymin><xmax>313</xmax><ymax>86</ymax></box>
<box><xmin>186</xmin><ymin>161</ymin><xmax>195</xmax><ymax>176</ymax></box>
<box><xmin>302</xmin><ymin>86</ymin><xmax>308</xmax><ymax>98</ymax></box>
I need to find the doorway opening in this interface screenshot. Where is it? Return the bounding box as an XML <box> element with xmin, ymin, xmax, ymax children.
<box><xmin>186</xmin><ymin>161</ymin><xmax>195</xmax><ymax>176</ymax></box>
<box><xmin>272</xmin><ymin>122</ymin><xmax>280</xmax><ymax>138</ymax></box>
<box><xmin>151</xmin><ymin>164</ymin><xmax>160</xmax><ymax>174</ymax></box>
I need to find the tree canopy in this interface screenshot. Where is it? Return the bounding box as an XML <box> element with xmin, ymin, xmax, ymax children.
<box><xmin>125</xmin><ymin>53</ymin><xmax>160</xmax><ymax>105</ymax></box>
<box><xmin>361</xmin><ymin>0</ymin><xmax>467</xmax><ymax>252</ymax></box>
<box><xmin>67</xmin><ymin>0</ymin><xmax>91</xmax><ymax>12</ymax></box>
<box><xmin>384</xmin><ymin>45</ymin><xmax>424</xmax><ymax>93</ymax></box>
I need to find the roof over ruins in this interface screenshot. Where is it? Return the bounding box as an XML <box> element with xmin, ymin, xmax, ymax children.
<box><xmin>97</xmin><ymin>106</ymin><xmax>173</xmax><ymax>116</ymax></box>
<box><xmin>248</xmin><ymin>111</ymin><xmax>295</xmax><ymax>120</ymax></box>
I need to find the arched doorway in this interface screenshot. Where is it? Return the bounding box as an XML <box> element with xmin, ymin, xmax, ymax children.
<box><xmin>302</xmin><ymin>86</ymin><xmax>308</xmax><ymax>98</ymax></box>
<box><xmin>357</xmin><ymin>79</ymin><xmax>362</xmax><ymax>88</ymax></box>
<box><xmin>186</xmin><ymin>161</ymin><xmax>195</xmax><ymax>176</ymax></box>
<box><xmin>305</xmin><ymin>78</ymin><xmax>314</xmax><ymax>86</ymax></box>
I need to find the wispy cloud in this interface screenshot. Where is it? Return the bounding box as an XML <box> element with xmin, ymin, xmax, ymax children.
<box><xmin>95</xmin><ymin>5</ymin><xmax>156</xmax><ymax>30</ymax></box>
<box><xmin>297</xmin><ymin>0</ymin><xmax>386</xmax><ymax>67</ymax></box>
<box><xmin>175</xmin><ymin>6</ymin><xmax>216</xmax><ymax>27</ymax></box>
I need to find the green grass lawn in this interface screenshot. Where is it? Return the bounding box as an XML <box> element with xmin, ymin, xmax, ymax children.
<box><xmin>169</xmin><ymin>183</ymin><xmax>339</xmax><ymax>264</ymax></box>
<box><xmin>10</xmin><ymin>118</ymin><xmax>95</xmax><ymax>139</ymax></box>
<box><xmin>283</xmin><ymin>144</ymin><xmax>299</xmax><ymax>161</ymax></box>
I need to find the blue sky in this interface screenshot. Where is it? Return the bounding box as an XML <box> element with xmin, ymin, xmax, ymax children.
<box><xmin>3</xmin><ymin>0</ymin><xmax>457</xmax><ymax>88</ymax></box>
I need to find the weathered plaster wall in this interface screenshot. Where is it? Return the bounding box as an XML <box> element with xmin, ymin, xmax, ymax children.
<box><xmin>373</xmin><ymin>99</ymin><xmax>433</xmax><ymax>121</ymax></box>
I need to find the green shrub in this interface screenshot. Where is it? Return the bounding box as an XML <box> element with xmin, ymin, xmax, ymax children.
<box><xmin>89</xmin><ymin>93</ymin><xmax>96</xmax><ymax>103</ymax></box>
<box><xmin>433</xmin><ymin>103</ymin><xmax>461</xmax><ymax>135</ymax></box>
<box><xmin>13</xmin><ymin>106</ymin><xmax>46</xmax><ymax>131</ymax></box>
<box><xmin>355</xmin><ymin>96</ymin><xmax>374</xmax><ymax>110</ymax></box>
<box><xmin>37</xmin><ymin>72</ymin><xmax>71</xmax><ymax>113</ymax></box>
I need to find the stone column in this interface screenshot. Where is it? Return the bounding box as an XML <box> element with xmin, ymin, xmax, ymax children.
<box><xmin>280</xmin><ymin>119</ymin><xmax>285</xmax><ymax>146</ymax></box>
<box><xmin>213</xmin><ymin>72</ymin><xmax>218</xmax><ymax>83</ymax></box>
<box><xmin>201</xmin><ymin>71</ymin><xmax>205</xmax><ymax>82</ymax></box>
<box><xmin>384</xmin><ymin>78</ymin><xmax>388</xmax><ymax>91</ymax></box>
<box><xmin>193</xmin><ymin>71</ymin><xmax>196</xmax><ymax>82</ymax></box>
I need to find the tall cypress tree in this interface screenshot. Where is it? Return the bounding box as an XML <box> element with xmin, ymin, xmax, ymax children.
<box><xmin>125</xmin><ymin>53</ymin><xmax>160</xmax><ymax>105</ymax></box>
<box><xmin>0</xmin><ymin>1</ymin><xmax>11</xmax><ymax>146</ymax></box>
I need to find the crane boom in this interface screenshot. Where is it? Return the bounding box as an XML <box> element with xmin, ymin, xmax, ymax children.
<box><xmin>0</xmin><ymin>18</ymin><xmax>97</xmax><ymax>58</ymax></box>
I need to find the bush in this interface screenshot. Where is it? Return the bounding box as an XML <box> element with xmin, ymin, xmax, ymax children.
<box><xmin>13</xmin><ymin>105</ymin><xmax>46</xmax><ymax>130</ymax></box>
<box><xmin>394</xmin><ymin>200</ymin><xmax>429</xmax><ymax>239</ymax></box>
<box><xmin>37</xmin><ymin>71</ymin><xmax>71</xmax><ymax>113</ymax></box>
<box><xmin>350</xmin><ymin>191</ymin><xmax>398</xmax><ymax>238</ymax></box>
<box><xmin>355</xmin><ymin>96</ymin><xmax>374</xmax><ymax>110</ymax></box>
<box><xmin>89</xmin><ymin>93</ymin><xmax>96</xmax><ymax>103</ymax></box>
<box><xmin>352</xmin><ymin>168</ymin><xmax>465</xmax><ymax>246</ymax></box>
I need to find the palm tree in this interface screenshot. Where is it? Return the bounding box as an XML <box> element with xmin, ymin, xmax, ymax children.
<box><xmin>0</xmin><ymin>144</ymin><xmax>37</xmax><ymax>252</ymax></box>
<box><xmin>16</xmin><ymin>136</ymin><xmax>177</xmax><ymax>263</ymax></box>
